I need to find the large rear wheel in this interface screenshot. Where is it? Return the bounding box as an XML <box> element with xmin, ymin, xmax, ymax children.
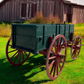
<box><xmin>46</xmin><ymin>35</ymin><xmax>67</xmax><ymax>80</ymax></box>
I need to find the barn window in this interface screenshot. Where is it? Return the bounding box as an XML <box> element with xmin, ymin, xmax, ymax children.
<box><xmin>31</xmin><ymin>3</ymin><xmax>37</xmax><ymax>17</ymax></box>
<box><xmin>21</xmin><ymin>3</ymin><xmax>27</xmax><ymax>17</ymax></box>
<box><xmin>20</xmin><ymin>2</ymin><xmax>38</xmax><ymax>18</ymax></box>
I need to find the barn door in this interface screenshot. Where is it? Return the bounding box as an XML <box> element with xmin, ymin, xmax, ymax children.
<box><xmin>67</xmin><ymin>14</ymin><xmax>72</xmax><ymax>23</ymax></box>
<box><xmin>67</xmin><ymin>5</ymin><xmax>72</xmax><ymax>23</ymax></box>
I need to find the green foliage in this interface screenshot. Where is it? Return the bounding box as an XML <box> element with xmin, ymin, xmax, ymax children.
<box><xmin>75</xmin><ymin>23</ymin><xmax>84</xmax><ymax>27</ymax></box>
<box><xmin>0</xmin><ymin>37</ymin><xmax>84</xmax><ymax>84</ymax></box>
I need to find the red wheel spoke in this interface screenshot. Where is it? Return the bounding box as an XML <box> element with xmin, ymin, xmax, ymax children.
<box><xmin>8</xmin><ymin>49</ymin><xmax>17</xmax><ymax>53</ymax></box>
<box><xmin>72</xmin><ymin>49</ymin><xmax>75</xmax><ymax>52</ymax></box>
<box><xmin>9</xmin><ymin>45</ymin><xmax>12</xmax><ymax>46</ymax></box>
<box><xmin>73</xmin><ymin>50</ymin><xmax>76</xmax><ymax>55</ymax></box>
<box><xmin>57</xmin><ymin>38</ymin><xmax>59</xmax><ymax>51</ymax></box>
<box><xmin>58</xmin><ymin>62</ymin><xmax>62</xmax><ymax>70</ymax></box>
<box><xmin>60</xmin><ymin>38</ymin><xmax>63</xmax><ymax>49</ymax></box>
<box><xmin>62</xmin><ymin>41</ymin><xmax>65</xmax><ymax>47</ymax></box>
<box><xmin>24</xmin><ymin>51</ymin><xmax>28</xmax><ymax>56</ymax></box>
<box><xmin>49</xmin><ymin>60</ymin><xmax>55</xmax><ymax>69</ymax></box>
<box><xmin>61</xmin><ymin>59</ymin><xmax>64</xmax><ymax>63</ymax></box>
<box><xmin>60</xmin><ymin>48</ymin><xmax>65</xmax><ymax>54</ymax></box>
<box><xmin>50</xmin><ymin>63</ymin><xmax>54</xmax><ymax>75</ymax></box>
<box><xmin>53</xmin><ymin>63</ymin><xmax>56</xmax><ymax>77</ymax></box>
<box><xmin>14</xmin><ymin>54</ymin><xmax>19</xmax><ymax>63</ymax></box>
<box><xmin>57</xmin><ymin>64</ymin><xmax>58</xmax><ymax>75</ymax></box>
<box><xmin>22</xmin><ymin>52</ymin><xmax>24</xmax><ymax>61</ymax></box>
<box><xmin>10</xmin><ymin>51</ymin><xmax>18</xmax><ymax>59</ymax></box>
<box><xmin>59</xmin><ymin>53</ymin><xmax>65</xmax><ymax>57</ymax></box>
<box><xmin>51</xmin><ymin>49</ymin><xmax>57</xmax><ymax>56</ymax></box>
<box><xmin>57</xmin><ymin>38</ymin><xmax>59</xmax><ymax>45</ymax></box>
<box><xmin>19</xmin><ymin>53</ymin><xmax>21</xmax><ymax>63</ymax></box>
<box><xmin>60</xmin><ymin>38</ymin><xmax>62</xmax><ymax>45</ymax></box>
<box><xmin>54</xmin><ymin>42</ymin><xmax>57</xmax><ymax>52</ymax></box>
<box><xmin>72</xmin><ymin>51</ymin><xmax>75</xmax><ymax>56</ymax></box>
<box><xmin>76</xmin><ymin>45</ymin><xmax>81</xmax><ymax>49</ymax></box>
<box><xmin>49</xmin><ymin>56</ymin><xmax>56</xmax><ymax>60</ymax></box>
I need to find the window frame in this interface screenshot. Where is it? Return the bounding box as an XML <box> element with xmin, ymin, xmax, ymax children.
<box><xmin>20</xmin><ymin>1</ymin><xmax>39</xmax><ymax>19</ymax></box>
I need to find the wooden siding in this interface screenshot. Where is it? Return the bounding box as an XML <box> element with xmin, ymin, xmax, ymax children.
<box><xmin>0</xmin><ymin>0</ymin><xmax>40</xmax><ymax>21</ymax></box>
<box><xmin>72</xmin><ymin>5</ymin><xmax>84</xmax><ymax>23</ymax></box>
<box><xmin>0</xmin><ymin>0</ymin><xmax>84</xmax><ymax>23</ymax></box>
<box><xmin>43</xmin><ymin>0</ymin><xmax>54</xmax><ymax>17</ymax></box>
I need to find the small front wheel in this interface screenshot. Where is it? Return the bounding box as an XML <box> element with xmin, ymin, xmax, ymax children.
<box><xmin>6</xmin><ymin>37</ymin><xmax>30</xmax><ymax>66</ymax></box>
<box><xmin>46</xmin><ymin>35</ymin><xmax>67</xmax><ymax>80</ymax></box>
<box><xmin>71</xmin><ymin>36</ymin><xmax>82</xmax><ymax>60</ymax></box>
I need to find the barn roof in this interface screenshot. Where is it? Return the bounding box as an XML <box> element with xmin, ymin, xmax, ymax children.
<box><xmin>0</xmin><ymin>0</ymin><xmax>10</xmax><ymax>7</ymax></box>
<box><xmin>0</xmin><ymin>0</ymin><xmax>84</xmax><ymax>7</ymax></box>
<box><xmin>63</xmin><ymin>0</ymin><xmax>84</xmax><ymax>6</ymax></box>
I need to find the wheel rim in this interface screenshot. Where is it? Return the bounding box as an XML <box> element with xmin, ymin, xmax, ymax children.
<box><xmin>6</xmin><ymin>37</ymin><xmax>30</xmax><ymax>66</ymax></box>
<box><xmin>46</xmin><ymin>35</ymin><xmax>67</xmax><ymax>80</ymax></box>
<box><xmin>71</xmin><ymin>36</ymin><xmax>81</xmax><ymax>60</ymax></box>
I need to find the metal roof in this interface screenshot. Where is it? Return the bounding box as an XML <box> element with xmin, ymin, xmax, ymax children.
<box><xmin>0</xmin><ymin>0</ymin><xmax>3</xmax><ymax>2</ymax></box>
<box><xmin>0</xmin><ymin>0</ymin><xmax>84</xmax><ymax>7</ymax></box>
<box><xmin>64</xmin><ymin>0</ymin><xmax>84</xmax><ymax>6</ymax></box>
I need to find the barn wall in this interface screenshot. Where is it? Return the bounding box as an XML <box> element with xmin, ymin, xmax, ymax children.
<box><xmin>72</xmin><ymin>5</ymin><xmax>84</xmax><ymax>23</ymax></box>
<box><xmin>63</xmin><ymin>4</ymin><xmax>73</xmax><ymax>23</ymax></box>
<box><xmin>0</xmin><ymin>0</ymin><xmax>40</xmax><ymax>22</ymax></box>
<box><xmin>54</xmin><ymin>0</ymin><xmax>64</xmax><ymax>22</ymax></box>
<box><xmin>42</xmin><ymin>0</ymin><xmax>54</xmax><ymax>17</ymax></box>
<box><xmin>0</xmin><ymin>0</ymin><xmax>21</xmax><ymax>21</ymax></box>
<box><xmin>1</xmin><ymin>0</ymin><xmax>84</xmax><ymax>23</ymax></box>
<box><xmin>63</xmin><ymin>3</ymin><xmax>84</xmax><ymax>24</ymax></box>
<box><xmin>0</xmin><ymin>0</ymin><xmax>64</xmax><ymax>22</ymax></box>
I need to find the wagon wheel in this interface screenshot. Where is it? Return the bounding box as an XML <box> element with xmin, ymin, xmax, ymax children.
<box><xmin>46</xmin><ymin>35</ymin><xmax>67</xmax><ymax>80</ymax></box>
<box><xmin>6</xmin><ymin>37</ymin><xmax>30</xmax><ymax>66</ymax></box>
<box><xmin>71</xmin><ymin>36</ymin><xmax>81</xmax><ymax>60</ymax></box>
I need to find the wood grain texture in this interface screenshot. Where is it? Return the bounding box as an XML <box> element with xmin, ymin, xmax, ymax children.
<box><xmin>0</xmin><ymin>0</ymin><xmax>84</xmax><ymax>23</ymax></box>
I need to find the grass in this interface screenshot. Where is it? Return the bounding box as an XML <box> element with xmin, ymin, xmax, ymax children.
<box><xmin>0</xmin><ymin>37</ymin><xmax>84</xmax><ymax>84</ymax></box>
<box><xmin>74</xmin><ymin>23</ymin><xmax>84</xmax><ymax>39</ymax></box>
<box><xmin>0</xmin><ymin>22</ymin><xmax>11</xmax><ymax>37</ymax></box>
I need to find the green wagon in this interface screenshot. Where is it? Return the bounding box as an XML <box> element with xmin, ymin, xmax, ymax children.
<box><xmin>6</xmin><ymin>24</ymin><xmax>82</xmax><ymax>80</ymax></box>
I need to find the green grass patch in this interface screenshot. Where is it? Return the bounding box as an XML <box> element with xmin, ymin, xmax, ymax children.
<box><xmin>0</xmin><ymin>37</ymin><xmax>84</xmax><ymax>84</ymax></box>
<box><xmin>74</xmin><ymin>24</ymin><xmax>84</xmax><ymax>39</ymax></box>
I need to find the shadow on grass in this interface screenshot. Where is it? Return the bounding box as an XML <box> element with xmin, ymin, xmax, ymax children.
<box><xmin>0</xmin><ymin>54</ymin><xmax>52</xmax><ymax>84</ymax></box>
<box><xmin>65</xmin><ymin>59</ymin><xmax>74</xmax><ymax>63</ymax></box>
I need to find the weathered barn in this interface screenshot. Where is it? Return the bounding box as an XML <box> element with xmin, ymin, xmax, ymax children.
<box><xmin>0</xmin><ymin>0</ymin><xmax>84</xmax><ymax>23</ymax></box>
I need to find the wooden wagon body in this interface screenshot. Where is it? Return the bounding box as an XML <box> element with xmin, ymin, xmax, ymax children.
<box><xmin>6</xmin><ymin>23</ymin><xmax>81</xmax><ymax>80</ymax></box>
<box><xmin>12</xmin><ymin>24</ymin><xmax>74</xmax><ymax>54</ymax></box>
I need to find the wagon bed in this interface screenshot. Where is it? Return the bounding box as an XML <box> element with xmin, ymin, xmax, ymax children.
<box><xmin>12</xmin><ymin>24</ymin><xmax>74</xmax><ymax>54</ymax></box>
